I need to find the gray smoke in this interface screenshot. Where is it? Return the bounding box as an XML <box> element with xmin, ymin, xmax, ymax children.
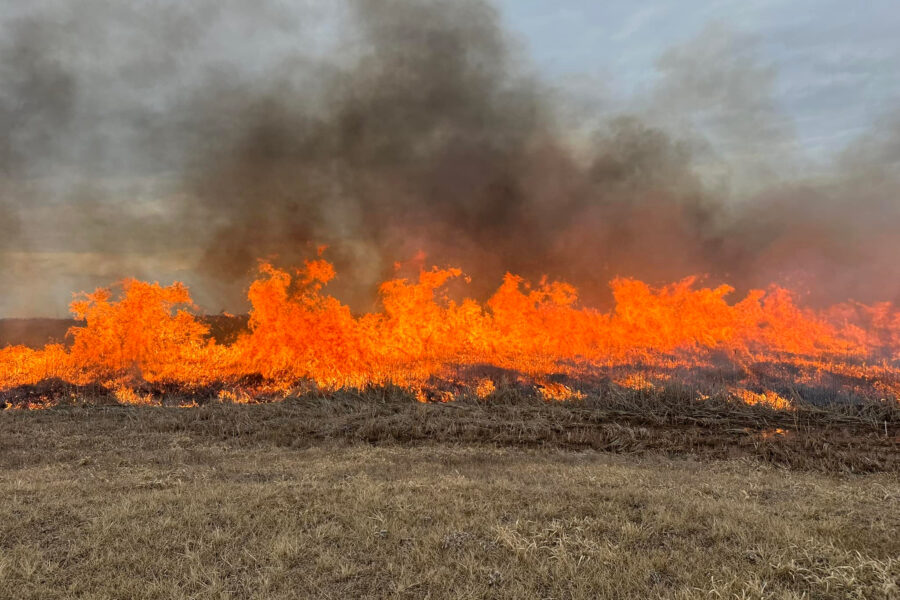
<box><xmin>184</xmin><ymin>0</ymin><xmax>725</xmax><ymax>307</ymax></box>
<box><xmin>1</xmin><ymin>0</ymin><xmax>899</xmax><ymax>316</ymax></box>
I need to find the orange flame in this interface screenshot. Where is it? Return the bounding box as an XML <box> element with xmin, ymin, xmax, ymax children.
<box><xmin>3</xmin><ymin>258</ymin><xmax>900</xmax><ymax>408</ymax></box>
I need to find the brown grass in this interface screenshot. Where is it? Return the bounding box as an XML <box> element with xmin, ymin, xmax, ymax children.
<box><xmin>1</xmin><ymin>397</ymin><xmax>898</xmax><ymax>599</ymax></box>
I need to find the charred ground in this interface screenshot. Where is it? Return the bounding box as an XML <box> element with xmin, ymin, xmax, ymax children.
<box><xmin>3</xmin><ymin>385</ymin><xmax>898</xmax><ymax>474</ymax></box>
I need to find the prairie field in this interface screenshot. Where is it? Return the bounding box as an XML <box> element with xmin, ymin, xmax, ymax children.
<box><xmin>1</xmin><ymin>395</ymin><xmax>898</xmax><ymax>599</ymax></box>
<box><xmin>5</xmin><ymin>0</ymin><xmax>900</xmax><ymax>598</ymax></box>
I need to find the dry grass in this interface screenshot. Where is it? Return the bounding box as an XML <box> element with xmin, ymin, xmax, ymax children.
<box><xmin>1</xmin><ymin>400</ymin><xmax>899</xmax><ymax>599</ymax></box>
<box><xmin>1</xmin><ymin>444</ymin><xmax>897</xmax><ymax>599</ymax></box>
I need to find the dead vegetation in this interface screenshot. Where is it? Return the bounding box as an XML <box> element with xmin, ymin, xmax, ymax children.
<box><xmin>0</xmin><ymin>434</ymin><xmax>897</xmax><ymax>599</ymax></box>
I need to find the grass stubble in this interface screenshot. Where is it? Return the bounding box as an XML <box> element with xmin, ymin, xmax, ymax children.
<box><xmin>1</xmin><ymin>389</ymin><xmax>898</xmax><ymax>599</ymax></box>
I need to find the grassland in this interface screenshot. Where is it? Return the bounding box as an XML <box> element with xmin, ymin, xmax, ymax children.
<box><xmin>1</xmin><ymin>394</ymin><xmax>898</xmax><ymax>599</ymax></box>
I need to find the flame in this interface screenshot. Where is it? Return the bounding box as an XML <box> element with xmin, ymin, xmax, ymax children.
<box><xmin>760</xmin><ymin>428</ymin><xmax>790</xmax><ymax>439</ymax></box>
<box><xmin>3</xmin><ymin>258</ymin><xmax>900</xmax><ymax>409</ymax></box>
<box><xmin>735</xmin><ymin>389</ymin><xmax>791</xmax><ymax>411</ymax></box>
<box><xmin>113</xmin><ymin>386</ymin><xmax>158</xmax><ymax>406</ymax></box>
<box><xmin>475</xmin><ymin>378</ymin><xmax>496</xmax><ymax>399</ymax></box>
<box><xmin>537</xmin><ymin>382</ymin><xmax>586</xmax><ymax>402</ymax></box>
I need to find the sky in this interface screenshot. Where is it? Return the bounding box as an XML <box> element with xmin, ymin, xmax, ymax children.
<box><xmin>497</xmin><ymin>0</ymin><xmax>900</xmax><ymax>160</ymax></box>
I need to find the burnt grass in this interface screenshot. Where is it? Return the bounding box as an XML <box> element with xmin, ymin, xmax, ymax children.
<box><xmin>2</xmin><ymin>382</ymin><xmax>898</xmax><ymax>474</ymax></box>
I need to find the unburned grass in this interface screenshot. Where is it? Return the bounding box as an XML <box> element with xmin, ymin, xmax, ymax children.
<box><xmin>0</xmin><ymin>442</ymin><xmax>897</xmax><ymax>599</ymax></box>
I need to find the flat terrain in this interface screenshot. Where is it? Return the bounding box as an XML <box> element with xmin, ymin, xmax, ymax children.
<box><xmin>1</xmin><ymin>399</ymin><xmax>898</xmax><ymax>599</ymax></box>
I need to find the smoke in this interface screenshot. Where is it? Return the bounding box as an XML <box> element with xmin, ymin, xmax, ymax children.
<box><xmin>1</xmin><ymin>0</ymin><xmax>900</xmax><ymax>316</ymax></box>
<box><xmin>647</xmin><ymin>23</ymin><xmax>800</xmax><ymax>195</ymax></box>
<box><xmin>0</xmin><ymin>12</ymin><xmax>75</xmax><ymax>256</ymax></box>
<box><xmin>0</xmin><ymin>0</ymin><xmax>313</xmax><ymax>313</ymax></box>
<box><xmin>185</xmin><ymin>0</ymin><xmax>724</xmax><ymax>307</ymax></box>
<box><xmin>719</xmin><ymin>109</ymin><xmax>900</xmax><ymax>304</ymax></box>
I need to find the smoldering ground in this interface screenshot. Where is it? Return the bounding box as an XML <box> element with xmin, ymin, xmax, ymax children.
<box><xmin>1</xmin><ymin>0</ymin><xmax>899</xmax><ymax>316</ymax></box>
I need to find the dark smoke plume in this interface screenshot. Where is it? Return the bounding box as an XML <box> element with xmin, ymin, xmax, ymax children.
<box><xmin>1</xmin><ymin>0</ymin><xmax>899</xmax><ymax>316</ymax></box>
<box><xmin>185</xmin><ymin>0</ymin><xmax>724</xmax><ymax>307</ymax></box>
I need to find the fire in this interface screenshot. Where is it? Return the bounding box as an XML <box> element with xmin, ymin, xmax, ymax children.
<box><xmin>113</xmin><ymin>386</ymin><xmax>158</xmax><ymax>406</ymax></box>
<box><xmin>735</xmin><ymin>389</ymin><xmax>792</xmax><ymax>411</ymax></box>
<box><xmin>3</xmin><ymin>257</ymin><xmax>900</xmax><ymax>409</ymax></box>
<box><xmin>537</xmin><ymin>383</ymin><xmax>586</xmax><ymax>402</ymax></box>
<box><xmin>475</xmin><ymin>378</ymin><xmax>496</xmax><ymax>399</ymax></box>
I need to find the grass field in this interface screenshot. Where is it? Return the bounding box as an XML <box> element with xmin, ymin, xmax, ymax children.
<box><xmin>2</xmin><ymin>397</ymin><xmax>898</xmax><ymax>599</ymax></box>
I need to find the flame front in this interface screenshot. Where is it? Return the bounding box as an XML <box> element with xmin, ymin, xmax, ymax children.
<box><xmin>3</xmin><ymin>258</ymin><xmax>900</xmax><ymax>408</ymax></box>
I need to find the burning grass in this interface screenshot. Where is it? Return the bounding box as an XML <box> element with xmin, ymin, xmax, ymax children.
<box><xmin>3</xmin><ymin>258</ymin><xmax>900</xmax><ymax>419</ymax></box>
